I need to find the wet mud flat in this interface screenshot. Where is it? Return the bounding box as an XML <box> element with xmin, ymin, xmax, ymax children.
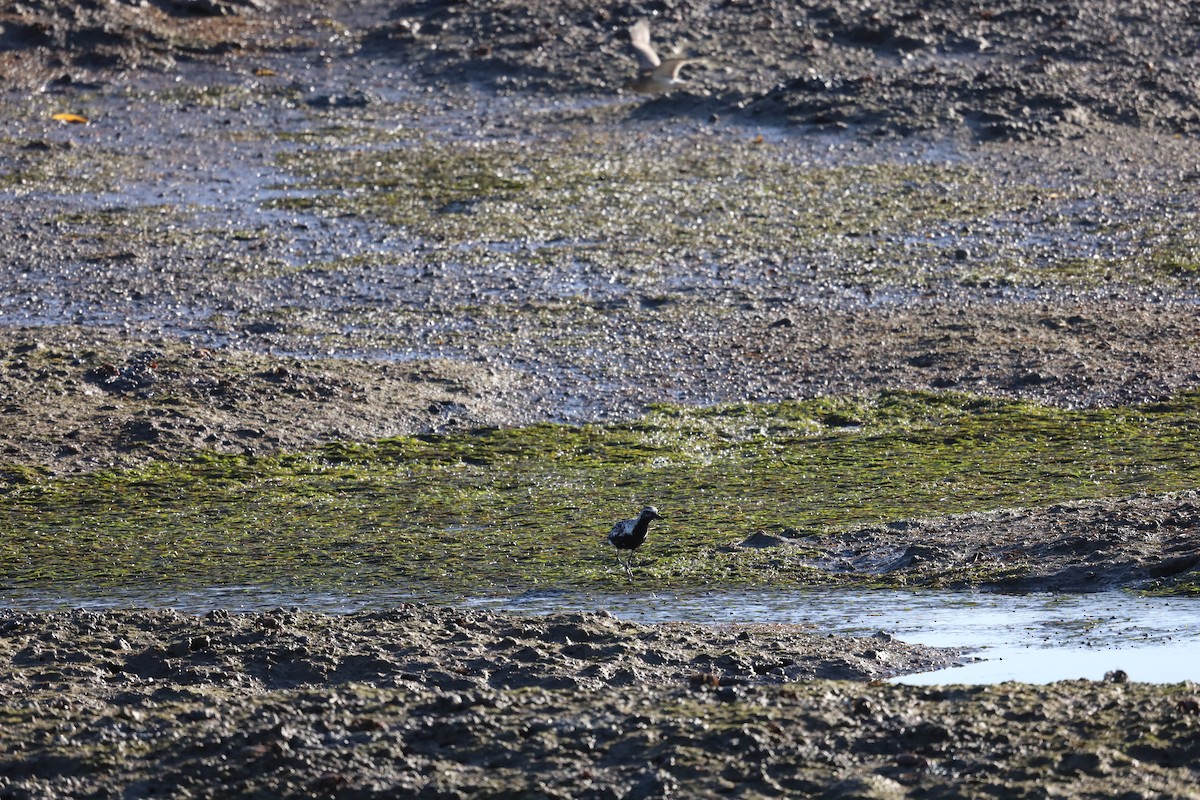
<box><xmin>2</xmin><ymin>1</ymin><xmax>1200</xmax><ymax>470</ymax></box>
<box><xmin>2</xmin><ymin>0</ymin><xmax>1200</xmax><ymax>797</ymax></box>
<box><xmin>784</xmin><ymin>490</ymin><xmax>1200</xmax><ymax>594</ymax></box>
<box><xmin>3</xmin><ymin>605</ymin><xmax>1200</xmax><ymax>800</ymax></box>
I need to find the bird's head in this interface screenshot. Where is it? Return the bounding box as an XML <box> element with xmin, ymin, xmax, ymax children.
<box><xmin>641</xmin><ymin>506</ymin><xmax>664</xmax><ymax>521</ymax></box>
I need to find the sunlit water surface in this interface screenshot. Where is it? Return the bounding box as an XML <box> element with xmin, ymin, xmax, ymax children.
<box><xmin>472</xmin><ymin>589</ymin><xmax>1200</xmax><ymax>685</ymax></box>
<box><xmin>3</xmin><ymin>587</ymin><xmax>1197</xmax><ymax>685</ymax></box>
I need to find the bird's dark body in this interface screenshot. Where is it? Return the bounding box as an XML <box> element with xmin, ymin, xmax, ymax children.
<box><xmin>608</xmin><ymin>514</ymin><xmax>654</xmax><ymax>552</ymax></box>
<box><xmin>607</xmin><ymin>506</ymin><xmax>663</xmax><ymax>579</ymax></box>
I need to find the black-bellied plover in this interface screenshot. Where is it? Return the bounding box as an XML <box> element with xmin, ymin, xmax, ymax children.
<box><xmin>608</xmin><ymin>505</ymin><xmax>664</xmax><ymax>580</ymax></box>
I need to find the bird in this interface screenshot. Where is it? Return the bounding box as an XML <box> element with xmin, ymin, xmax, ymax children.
<box><xmin>608</xmin><ymin>505</ymin><xmax>664</xmax><ymax>580</ymax></box>
<box><xmin>624</xmin><ymin>20</ymin><xmax>707</xmax><ymax>95</ymax></box>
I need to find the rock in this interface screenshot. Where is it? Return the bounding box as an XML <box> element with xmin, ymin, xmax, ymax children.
<box><xmin>739</xmin><ymin>531</ymin><xmax>792</xmax><ymax>548</ymax></box>
<box><xmin>305</xmin><ymin>91</ymin><xmax>379</xmax><ymax>109</ymax></box>
<box><xmin>823</xmin><ymin>774</ymin><xmax>907</xmax><ymax>799</ymax></box>
<box><xmin>171</xmin><ymin>0</ymin><xmax>272</xmax><ymax>15</ymax></box>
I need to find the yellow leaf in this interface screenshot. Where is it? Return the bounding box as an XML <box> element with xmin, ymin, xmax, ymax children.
<box><xmin>51</xmin><ymin>113</ymin><xmax>89</xmax><ymax>124</ymax></box>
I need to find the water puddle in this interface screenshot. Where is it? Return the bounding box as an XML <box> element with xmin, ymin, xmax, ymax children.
<box><xmin>3</xmin><ymin>587</ymin><xmax>1198</xmax><ymax>685</ymax></box>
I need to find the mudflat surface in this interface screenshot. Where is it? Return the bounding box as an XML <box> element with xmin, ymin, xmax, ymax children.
<box><xmin>2</xmin><ymin>606</ymin><xmax>1199</xmax><ymax>799</ymax></box>
<box><xmin>3</xmin><ymin>1</ymin><xmax>1200</xmax><ymax>797</ymax></box>
<box><xmin>0</xmin><ymin>605</ymin><xmax>1188</xmax><ymax>800</ymax></box>
<box><xmin>1</xmin><ymin>1</ymin><xmax>1199</xmax><ymax>469</ymax></box>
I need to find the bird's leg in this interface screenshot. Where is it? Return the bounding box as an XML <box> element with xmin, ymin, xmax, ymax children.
<box><xmin>612</xmin><ymin>549</ymin><xmax>633</xmax><ymax>581</ymax></box>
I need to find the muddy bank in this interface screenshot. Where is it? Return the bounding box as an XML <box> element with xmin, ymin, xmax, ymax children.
<box><xmin>0</xmin><ymin>328</ymin><xmax>517</xmax><ymax>473</ymax></box>
<box><xmin>4</xmin><ymin>0</ymin><xmax>1200</xmax><ymax>139</ymax></box>
<box><xmin>767</xmin><ymin>490</ymin><xmax>1200</xmax><ymax>593</ymax></box>
<box><xmin>356</xmin><ymin>0</ymin><xmax>1200</xmax><ymax>139</ymax></box>
<box><xmin>0</xmin><ymin>0</ymin><xmax>302</xmax><ymax>86</ymax></box>
<box><xmin>2</xmin><ymin>3</ymin><xmax>1200</xmax><ymax>470</ymax></box>
<box><xmin>3</xmin><ymin>607</ymin><xmax>1200</xmax><ymax>799</ymax></box>
<box><xmin>3</xmin><ymin>295</ymin><xmax>1200</xmax><ymax>474</ymax></box>
<box><xmin>0</xmin><ymin>605</ymin><xmax>953</xmax><ymax>693</ymax></box>
<box><xmin>0</xmin><ymin>605</ymin><xmax>951</xmax><ymax>798</ymax></box>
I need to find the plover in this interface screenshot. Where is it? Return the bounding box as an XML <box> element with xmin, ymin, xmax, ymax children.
<box><xmin>608</xmin><ymin>505</ymin><xmax>664</xmax><ymax>580</ymax></box>
<box><xmin>625</xmin><ymin>20</ymin><xmax>707</xmax><ymax>95</ymax></box>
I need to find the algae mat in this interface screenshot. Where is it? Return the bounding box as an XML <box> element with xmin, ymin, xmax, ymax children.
<box><xmin>4</xmin><ymin>390</ymin><xmax>1200</xmax><ymax>597</ymax></box>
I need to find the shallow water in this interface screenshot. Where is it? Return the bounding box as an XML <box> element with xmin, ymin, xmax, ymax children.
<box><xmin>3</xmin><ymin>587</ymin><xmax>1197</xmax><ymax>685</ymax></box>
<box><xmin>474</xmin><ymin>589</ymin><xmax>1200</xmax><ymax>685</ymax></box>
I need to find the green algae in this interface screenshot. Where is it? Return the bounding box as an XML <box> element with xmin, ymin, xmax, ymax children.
<box><xmin>267</xmin><ymin>134</ymin><xmax>1030</xmax><ymax>283</ymax></box>
<box><xmin>0</xmin><ymin>140</ymin><xmax>145</xmax><ymax>194</ymax></box>
<box><xmin>1153</xmin><ymin>241</ymin><xmax>1200</xmax><ymax>277</ymax></box>
<box><xmin>144</xmin><ymin>83</ymin><xmax>304</xmax><ymax>112</ymax></box>
<box><xmin>38</xmin><ymin>203</ymin><xmax>295</xmax><ymax>281</ymax></box>
<box><xmin>262</xmin><ymin>130</ymin><xmax>1200</xmax><ymax>294</ymax></box>
<box><xmin>2</xmin><ymin>390</ymin><xmax>1200</xmax><ymax>597</ymax></box>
